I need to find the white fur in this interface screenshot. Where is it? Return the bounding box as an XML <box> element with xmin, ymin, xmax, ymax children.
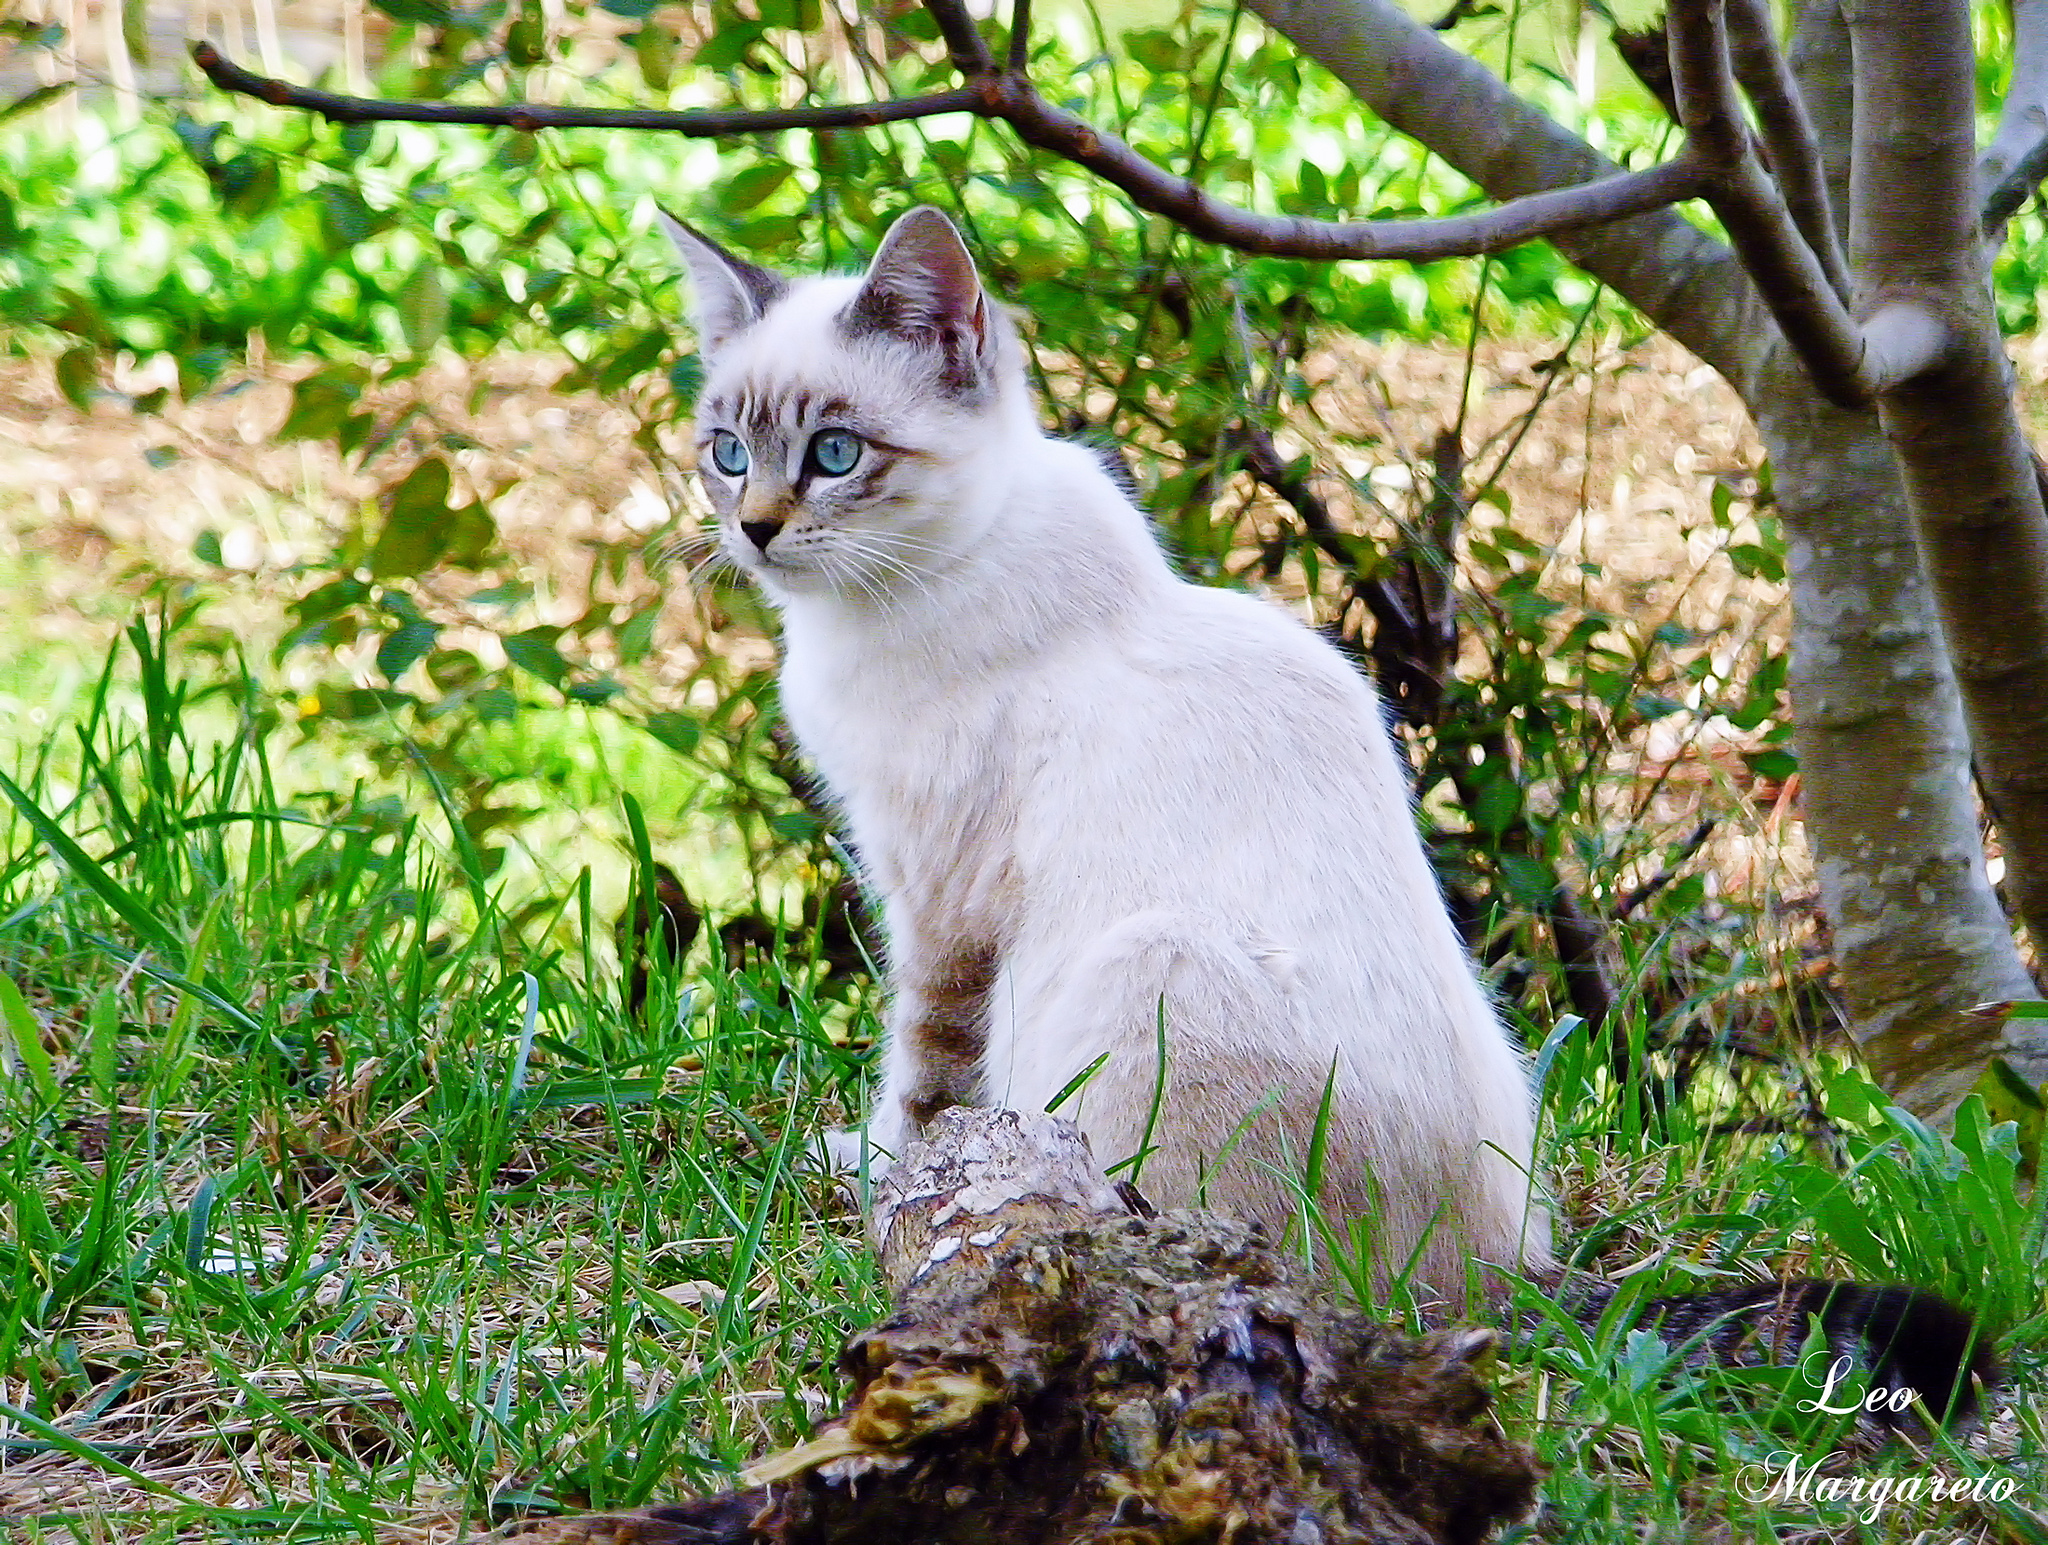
<box><xmin>668</xmin><ymin>209</ymin><xmax>1550</xmax><ymax>1305</ymax></box>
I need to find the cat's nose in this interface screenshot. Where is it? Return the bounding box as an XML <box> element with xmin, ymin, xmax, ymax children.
<box><xmin>741</xmin><ymin>518</ymin><xmax>783</xmax><ymax>552</ymax></box>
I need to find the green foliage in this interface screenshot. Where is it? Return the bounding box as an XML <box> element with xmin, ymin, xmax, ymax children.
<box><xmin>3</xmin><ymin>624</ymin><xmax>2041</xmax><ymax>1539</ymax></box>
<box><xmin>6</xmin><ymin>4</ymin><xmax>2048</xmax><ymax>1532</ymax></box>
<box><xmin>1</xmin><ymin>620</ymin><xmax>877</xmax><ymax>1525</ymax></box>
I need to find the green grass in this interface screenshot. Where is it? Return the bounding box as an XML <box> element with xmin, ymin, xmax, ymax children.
<box><xmin>2</xmin><ymin>619</ymin><xmax>2044</xmax><ymax>1544</ymax></box>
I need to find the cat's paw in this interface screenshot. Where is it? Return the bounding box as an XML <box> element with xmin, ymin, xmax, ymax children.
<box><xmin>818</xmin><ymin>1125</ymin><xmax>897</xmax><ymax>1184</ymax></box>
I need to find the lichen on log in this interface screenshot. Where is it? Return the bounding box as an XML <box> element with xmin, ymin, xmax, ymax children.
<box><xmin>495</xmin><ymin>1109</ymin><xmax>1540</xmax><ymax>1545</ymax></box>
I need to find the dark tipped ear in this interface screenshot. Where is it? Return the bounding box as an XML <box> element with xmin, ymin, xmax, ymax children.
<box><xmin>658</xmin><ymin>208</ymin><xmax>789</xmax><ymax>360</ymax></box>
<box><xmin>841</xmin><ymin>206</ymin><xmax>994</xmax><ymax>396</ymax></box>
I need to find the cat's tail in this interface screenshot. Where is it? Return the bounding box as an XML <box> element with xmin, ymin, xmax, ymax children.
<box><xmin>1528</xmin><ymin>1274</ymin><xmax>1997</xmax><ymax>1435</ymax></box>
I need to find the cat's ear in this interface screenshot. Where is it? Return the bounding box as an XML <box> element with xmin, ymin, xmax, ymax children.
<box><xmin>658</xmin><ymin>208</ymin><xmax>788</xmax><ymax>360</ymax></box>
<box><xmin>842</xmin><ymin>206</ymin><xmax>996</xmax><ymax>396</ymax></box>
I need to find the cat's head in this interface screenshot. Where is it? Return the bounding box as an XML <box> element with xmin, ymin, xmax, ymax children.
<box><xmin>663</xmin><ymin>206</ymin><xmax>1029</xmax><ymax>603</ymax></box>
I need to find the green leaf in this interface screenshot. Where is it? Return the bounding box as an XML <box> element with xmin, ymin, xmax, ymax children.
<box><xmin>177</xmin><ymin>347</ymin><xmax>231</xmax><ymax>402</ymax></box>
<box><xmin>504</xmin><ymin>629</ymin><xmax>569</xmax><ymax>686</ymax></box>
<box><xmin>770</xmin><ymin>811</ymin><xmax>822</xmax><ymax>844</ymax></box>
<box><xmin>397</xmin><ymin>259</ymin><xmax>450</xmax><ymax>352</ymax></box>
<box><xmin>314</xmin><ymin>184</ymin><xmax>377</xmax><ymax>250</ymax></box>
<box><xmin>719</xmin><ymin>161</ymin><xmax>794</xmax><ymax>215</ymax></box>
<box><xmin>279</xmin><ymin>372</ymin><xmax>364</xmax><ymax>441</ymax></box>
<box><xmin>1745</xmin><ymin>747</ymin><xmax>1798</xmax><ymax>782</ymax></box>
<box><xmin>376</xmin><ymin>619</ymin><xmax>440</xmax><ymax>682</ymax></box>
<box><xmin>370</xmin><ymin>0</ymin><xmax>452</xmax><ymax>23</ymax></box>
<box><xmin>216</xmin><ymin>152</ymin><xmax>280</xmax><ymax>218</ymax></box>
<box><xmin>694</xmin><ymin>19</ymin><xmax>766</xmax><ymax>68</ymax></box>
<box><xmin>370</xmin><ymin>458</ymin><xmax>453</xmax><ymax>578</ymax></box>
<box><xmin>595</xmin><ymin>328</ymin><xmax>668</xmax><ymax>393</ymax></box>
<box><xmin>635</xmin><ymin>19</ymin><xmax>677</xmax><ymax>89</ymax></box>
<box><xmin>1497</xmin><ymin>852</ymin><xmax>1557</xmax><ymax>907</ymax></box>
<box><xmin>668</xmin><ymin>352</ymin><xmax>704</xmax><ymax>409</ymax></box>
<box><xmin>644</xmin><ymin>711</ymin><xmax>700</xmax><ymax>755</ymax></box>
<box><xmin>1725</xmin><ymin>542</ymin><xmax>1784</xmax><ymax>582</ymax></box>
<box><xmin>1123</xmin><ymin>26</ymin><xmax>1184</xmax><ymax>73</ymax></box>
<box><xmin>0</xmin><ymin>81</ymin><xmax>73</xmax><ymax>124</ymax></box>
<box><xmin>88</xmin><ymin>991</ymin><xmax>119</xmax><ymax>1099</ymax></box>
<box><xmin>0</xmin><ymin>972</ymin><xmax>59</xmax><ymax>1105</ymax></box>
<box><xmin>617</xmin><ymin>601</ymin><xmax>661</xmax><ymax>664</ymax></box>
<box><xmin>54</xmin><ymin>346</ymin><xmax>96</xmax><ymax>410</ymax></box>
<box><xmin>443</xmin><ymin>503</ymin><xmax>498</xmax><ymax>568</ymax></box>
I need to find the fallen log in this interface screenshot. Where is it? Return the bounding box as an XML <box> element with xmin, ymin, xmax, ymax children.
<box><xmin>497</xmin><ymin>1108</ymin><xmax>1540</xmax><ymax>1545</ymax></box>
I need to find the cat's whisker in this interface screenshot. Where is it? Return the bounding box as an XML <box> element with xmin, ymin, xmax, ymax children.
<box><xmin>647</xmin><ymin>525</ymin><xmax>723</xmax><ymax>579</ymax></box>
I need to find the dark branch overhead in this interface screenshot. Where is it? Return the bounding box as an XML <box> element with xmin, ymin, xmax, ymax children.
<box><xmin>187</xmin><ymin>41</ymin><xmax>980</xmax><ymax>134</ymax></box>
<box><xmin>188</xmin><ymin>34</ymin><xmax>1705</xmax><ymax>267</ymax></box>
<box><xmin>191</xmin><ymin>0</ymin><xmax>1958</xmax><ymax>404</ymax></box>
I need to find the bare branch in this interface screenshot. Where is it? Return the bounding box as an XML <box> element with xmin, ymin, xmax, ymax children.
<box><xmin>1249</xmin><ymin>0</ymin><xmax>1768</xmax><ymax>391</ymax></box>
<box><xmin>188</xmin><ymin>40</ymin><xmax>981</xmax><ymax>132</ymax></box>
<box><xmin>922</xmin><ymin>0</ymin><xmax>994</xmax><ymax>73</ymax></box>
<box><xmin>190</xmin><ymin>41</ymin><xmax>1709</xmax><ymax>265</ymax></box>
<box><xmin>1008</xmin><ymin>0</ymin><xmax>1031</xmax><ymax>74</ymax></box>
<box><xmin>1980</xmin><ymin>0</ymin><xmax>2048</xmax><ymax>237</ymax></box>
<box><xmin>1983</xmin><ymin>136</ymin><xmax>2048</xmax><ymax>234</ymax></box>
<box><xmin>985</xmin><ymin>67</ymin><xmax>1712</xmax><ymax>259</ymax></box>
<box><xmin>1614</xmin><ymin>819</ymin><xmax>1717</xmax><ymax>919</ymax></box>
<box><xmin>1665</xmin><ymin>0</ymin><xmax>1879</xmax><ymax>405</ymax></box>
<box><xmin>1722</xmin><ymin>0</ymin><xmax>1851</xmax><ymax>298</ymax></box>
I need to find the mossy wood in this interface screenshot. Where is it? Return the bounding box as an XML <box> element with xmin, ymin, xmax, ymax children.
<box><xmin>496</xmin><ymin>1109</ymin><xmax>1539</xmax><ymax>1545</ymax></box>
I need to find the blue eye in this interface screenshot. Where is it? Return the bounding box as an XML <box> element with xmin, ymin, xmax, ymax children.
<box><xmin>709</xmin><ymin>431</ymin><xmax>749</xmax><ymax>477</ymax></box>
<box><xmin>808</xmin><ymin>429</ymin><xmax>862</xmax><ymax>477</ymax></box>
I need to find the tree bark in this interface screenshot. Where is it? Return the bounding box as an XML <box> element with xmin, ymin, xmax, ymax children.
<box><xmin>1752</xmin><ymin>346</ymin><xmax>2037</xmax><ymax>1111</ymax></box>
<box><xmin>1845</xmin><ymin>0</ymin><xmax>2048</xmax><ymax>970</ymax></box>
<box><xmin>492</xmin><ymin>1111</ymin><xmax>1540</xmax><ymax>1545</ymax></box>
<box><xmin>1252</xmin><ymin>0</ymin><xmax>2046</xmax><ymax>1114</ymax></box>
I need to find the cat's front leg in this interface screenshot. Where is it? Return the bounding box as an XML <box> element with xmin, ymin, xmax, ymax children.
<box><xmin>832</xmin><ymin>935</ymin><xmax>999</xmax><ymax>1177</ymax></box>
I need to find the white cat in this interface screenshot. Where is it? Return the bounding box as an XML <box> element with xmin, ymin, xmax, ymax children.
<box><xmin>663</xmin><ymin>204</ymin><xmax>1548</xmax><ymax>1305</ymax></box>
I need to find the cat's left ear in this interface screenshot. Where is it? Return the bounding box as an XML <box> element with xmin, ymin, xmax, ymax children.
<box><xmin>842</xmin><ymin>206</ymin><xmax>997</xmax><ymax>397</ymax></box>
<box><xmin>658</xmin><ymin>208</ymin><xmax>788</xmax><ymax>362</ymax></box>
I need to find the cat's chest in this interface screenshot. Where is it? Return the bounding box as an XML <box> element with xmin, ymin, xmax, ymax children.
<box><xmin>777</xmin><ymin>639</ymin><xmax>1018</xmax><ymax>893</ymax></box>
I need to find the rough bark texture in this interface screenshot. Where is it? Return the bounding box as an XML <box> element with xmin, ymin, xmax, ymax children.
<box><xmin>1845</xmin><ymin>0</ymin><xmax>2048</xmax><ymax>968</ymax></box>
<box><xmin>1254</xmin><ymin>0</ymin><xmax>2046</xmax><ymax>1115</ymax></box>
<box><xmin>1783</xmin><ymin>0</ymin><xmax>2048</xmax><ymax>1101</ymax></box>
<box><xmin>492</xmin><ymin>1111</ymin><xmax>1540</xmax><ymax>1545</ymax></box>
<box><xmin>1752</xmin><ymin>345</ymin><xmax>2037</xmax><ymax>1111</ymax></box>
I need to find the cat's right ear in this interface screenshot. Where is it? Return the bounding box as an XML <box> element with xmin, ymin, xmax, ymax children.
<box><xmin>658</xmin><ymin>208</ymin><xmax>788</xmax><ymax>360</ymax></box>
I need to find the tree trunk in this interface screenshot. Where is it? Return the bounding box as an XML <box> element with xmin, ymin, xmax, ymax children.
<box><xmin>1751</xmin><ymin>345</ymin><xmax>2038</xmax><ymax>1111</ymax></box>
<box><xmin>1249</xmin><ymin>0</ymin><xmax>2044</xmax><ymax>1114</ymax></box>
<box><xmin>1845</xmin><ymin>0</ymin><xmax>2048</xmax><ymax>959</ymax></box>
<box><xmin>493</xmin><ymin>1110</ymin><xmax>1540</xmax><ymax>1545</ymax></box>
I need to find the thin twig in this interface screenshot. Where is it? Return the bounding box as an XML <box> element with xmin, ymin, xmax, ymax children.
<box><xmin>924</xmin><ymin>0</ymin><xmax>994</xmax><ymax>73</ymax></box>
<box><xmin>1008</xmin><ymin>0</ymin><xmax>1032</xmax><ymax>73</ymax></box>
<box><xmin>1980</xmin><ymin>0</ymin><xmax>2048</xmax><ymax>239</ymax></box>
<box><xmin>1614</xmin><ymin>819</ymin><xmax>1718</xmax><ymax>919</ymax></box>
<box><xmin>188</xmin><ymin>40</ymin><xmax>979</xmax><ymax>132</ymax></box>
<box><xmin>1664</xmin><ymin>0</ymin><xmax>1889</xmax><ymax>404</ymax></box>
<box><xmin>187</xmin><ymin>41</ymin><xmax>1709</xmax><ymax>266</ymax></box>
<box><xmin>1721</xmin><ymin>0</ymin><xmax>1850</xmax><ymax>299</ymax></box>
<box><xmin>1983</xmin><ymin>132</ymin><xmax>2048</xmax><ymax>232</ymax></box>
